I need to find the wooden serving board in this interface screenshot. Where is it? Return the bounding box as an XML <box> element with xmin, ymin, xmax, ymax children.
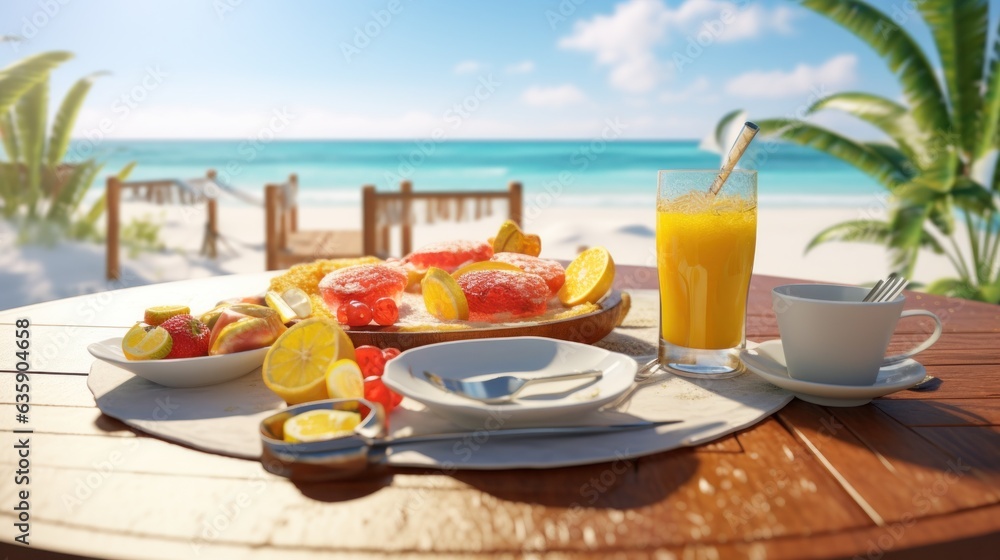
<box><xmin>343</xmin><ymin>290</ymin><xmax>631</xmax><ymax>350</ymax></box>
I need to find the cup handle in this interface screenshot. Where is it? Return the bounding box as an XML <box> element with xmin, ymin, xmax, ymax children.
<box><xmin>883</xmin><ymin>309</ymin><xmax>942</xmax><ymax>365</ymax></box>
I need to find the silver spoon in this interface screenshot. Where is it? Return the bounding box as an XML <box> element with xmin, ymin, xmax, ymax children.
<box><xmin>259</xmin><ymin>398</ymin><xmax>682</xmax><ymax>480</ymax></box>
<box><xmin>421</xmin><ymin>369</ymin><xmax>603</xmax><ymax>404</ymax></box>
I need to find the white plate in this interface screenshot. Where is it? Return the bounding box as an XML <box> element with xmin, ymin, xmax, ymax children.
<box><xmin>382</xmin><ymin>337</ymin><xmax>636</xmax><ymax>429</ymax></box>
<box><xmin>739</xmin><ymin>339</ymin><xmax>926</xmax><ymax>406</ymax></box>
<box><xmin>87</xmin><ymin>337</ymin><xmax>269</xmax><ymax>388</ymax></box>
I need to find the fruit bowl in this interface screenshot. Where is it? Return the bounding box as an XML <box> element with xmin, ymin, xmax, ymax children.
<box><xmin>87</xmin><ymin>338</ymin><xmax>270</xmax><ymax>388</ymax></box>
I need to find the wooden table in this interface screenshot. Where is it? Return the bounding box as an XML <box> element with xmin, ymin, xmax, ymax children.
<box><xmin>1</xmin><ymin>269</ymin><xmax>998</xmax><ymax>559</ymax></box>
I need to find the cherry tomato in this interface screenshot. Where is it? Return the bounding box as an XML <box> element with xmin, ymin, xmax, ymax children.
<box><xmin>336</xmin><ymin>303</ymin><xmax>350</xmax><ymax>324</ymax></box>
<box><xmin>344</xmin><ymin>300</ymin><xmax>372</xmax><ymax>327</ymax></box>
<box><xmin>355</xmin><ymin>345</ymin><xmax>388</xmax><ymax>377</ymax></box>
<box><xmin>382</xmin><ymin>347</ymin><xmax>401</xmax><ymax>362</ymax></box>
<box><xmin>364</xmin><ymin>376</ymin><xmax>396</xmax><ymax>414</ymax></box>
<box><xmin>372</xmin><ymin>297</ymin><xmax>399</xmax><ymax>326</ymax></box>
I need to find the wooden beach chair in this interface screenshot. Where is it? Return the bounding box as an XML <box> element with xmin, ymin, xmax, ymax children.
<box><xmin>264</xmin><ymin>179</ymin><xmax>523</xmax><ymax>269</ymax></box>
<box><xmin>362</xmin><ymin>180</ymin><xmax>523</xmax><ymax>258</ymax></box>
<box><xmin>105</xmin><ymin>169</ymin><xmax>221</xmax><ymax>280</ymax></box>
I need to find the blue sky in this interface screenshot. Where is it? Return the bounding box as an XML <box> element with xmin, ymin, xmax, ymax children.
<box><xmin>2</xmin><ymin>0</ymin><xmax>998</xmax><ymax>139</ymax></box>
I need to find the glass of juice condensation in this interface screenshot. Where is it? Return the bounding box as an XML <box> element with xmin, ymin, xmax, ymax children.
<box><xmin>656</xmin><ymin>169</ymin><xmax>757</xmax><ymax>378</ymax></box>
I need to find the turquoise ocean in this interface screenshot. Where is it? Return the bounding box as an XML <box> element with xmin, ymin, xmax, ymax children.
<box><xmin>81</xmin><ymin>140</ymin><xmax>882</xmax><ymax>208</ymax></box>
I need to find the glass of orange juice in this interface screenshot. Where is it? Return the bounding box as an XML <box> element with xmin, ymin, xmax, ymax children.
<box><xmin>656</xmin><ymin>169</ymin><xmax>757</xmax><ymax>378</ymax></box>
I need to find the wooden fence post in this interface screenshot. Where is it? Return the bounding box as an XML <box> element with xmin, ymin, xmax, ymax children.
<box><xmin>401</xmin><ymin>180</ymin><xmax>413</xmax><ymax>256</ymax></box>
<box><xmin>289</xmin><ymin>174</ymin><xmax>299</xmax><ymax>233</ymax></box>
<box><xmin>265</xmin><ymin>185</ymin><xmax>279</xmax><ymax>270</ymax></box>
<box><xmin>106</xmin><ymin>177</ymin><xmax>121</xmax><ymax>280</ymax></box>
<box><xmin>362</xmin><ymin>185</ymin><xmax>376</xmax><ymax>257</ymax></box>
<box><xmin>508</xmin><ymin>181</ymin><xmax>523</xmax><ymax>227</ymax></box>
<box><xmin>205</xmin><ymin>169</ymin><xmax>218</xmax><ymax>258</ymax></box>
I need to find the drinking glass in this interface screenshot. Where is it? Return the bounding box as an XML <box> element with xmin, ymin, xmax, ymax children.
<box><xmin>656</xmin><ymin>169</ymin><xmax>757</xmax><ymax>378</ymax></box>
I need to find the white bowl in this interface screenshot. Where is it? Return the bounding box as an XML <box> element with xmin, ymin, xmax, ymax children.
<box><xmin>87</xmin><ymin>337</ymin><xmax>269</xmax><ymax>388</ymax></box>
<box><xmin>382</xmin><ymin>337</ymin><xmax>636</xmax><ymax>429</ymax></box>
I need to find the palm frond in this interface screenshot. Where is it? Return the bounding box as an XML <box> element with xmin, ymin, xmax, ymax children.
<box><xmin>0</xmin><ymin>108</ymin><xmax>18</xmax><ymax>162</ymax></box>
<box><xmin>756</xmin><ymin>119</ymin><xmax>912</xmax><ymax>188</ymax></box>
<box><xmin>979</xmin><ymin>19</ymin><xmax>1000</xmax><ymax>159</ymax></box>
<box><xmin>47</xmin><ymin>72</ymin><xmax>108</xmax><ymax>167</ymax></box>
<box><xmin>14</xmin><ymin>79</ymin><xmax>48</xmax><ymax>215</ymax></box>
<box><xmin>47</xmin><ymin>161</ymin><xmax>100</xmax><ymax>222</ymax></box>
<box><xmin>0</xmin><ymin>51</ymin><xmax>71</xmax><ymax>115</ymax></box>
<box><xmin>800</xmin><ymin>0</ymin><xmax>951</xmax><ymax>134</ymax></box>
<box><xmin>917</xmin><ymin>0</ymin><xmax>988</xmax><ymax>159</ymax></box>
<box><xmin>805</xmin><ymin>218</ymin><xmax>944</xmax><ymax>255</ymax></box>
<box><xmin>809</xmin><ymin>92</ymin><xmax>928</xmax><ymax>167</ymax></box>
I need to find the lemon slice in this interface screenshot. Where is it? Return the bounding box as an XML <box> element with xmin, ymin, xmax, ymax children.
<box><xmin>326</xmin><ymin>359</ymin><xmax>364</xmax><ymax>400</ymax></box>
<box><xmin>265</xmin><ymin>291</ymin><xmax>297</xmax><ymax>324</ymax></box>
<box><xmin>421</xmin><ymin>267</ymin><xmax>470</xmax><ymax>321</ymax></box>
<box><xmin>281</xmin><ymin>287</ymin><xmax>313</xmax><ymax>318</ymax></box>
<box><xmin>122</xmin><ymin>323</ymin><xmax>173</xmax><ymax>360</ymax></box>
<box><xmin>558</xmin><ymin>246</ymin><xmax>616</xmax><ymax>306</ymax></box>
<box><xmin>282</xmin><ymin>409</ymin><xmax>361</xmax><ymax>443</ymax></box>
<box><xmin>451</xmin><ymin>260</ymin><xmax>521</xmax><ymax>279</ymax></box>
<box><xmin>143</xmin><ymin>305</ymin><xmax>190</xmax><ymax>326</ymax></box>
<box><xmin>262</xmin><ymin>318</ymin><xmax>355</xmax><ymax>405</ymax></box>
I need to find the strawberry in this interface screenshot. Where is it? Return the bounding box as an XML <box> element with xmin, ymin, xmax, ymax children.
<box><xmin>160</xmin><ymin>314</ymin><xmax>211</xmax><ymax>359</ymax></box>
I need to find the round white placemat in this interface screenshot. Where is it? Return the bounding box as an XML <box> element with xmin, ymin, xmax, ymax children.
<box><xmin>88</xmin><ymin>291</ymin><xmax>793</xmax><ymax>468</ymax></box>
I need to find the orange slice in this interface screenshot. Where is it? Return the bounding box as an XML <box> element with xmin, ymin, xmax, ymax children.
<box><xmin>492</xmin><ymin>220</ymin><xmax>541</xmax><ymax>257</ymax></box>
<box><xmin>558</xmin><ymin>247</ymin><xmax>615</xmax><ymax>306</ymax></box>
<box><xmin>143</xmin><ymin>305</ymin><xmax>189</xmax><ymax>326</ymax></box>
<box><xmin>122</xmin><ymin>323</ymin><xmax>172</xmax><ymax>360</ymax></box>
<box><xmin>421</xmin><ymin>267</ymin><xmax>470</xmax><ymax>321</ymax></box>
<box><xmin>262</xmin><ymin>318</ymin><xmax>355</xmax><ymax>405</ymax></box>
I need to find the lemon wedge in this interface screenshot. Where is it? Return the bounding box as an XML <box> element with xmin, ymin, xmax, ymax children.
<box><xmin>421</xmin><ymin>267</ymin><xmax>469</xmax><ymax>321</ymax></box>
<box><xmin>143</xmin><ymin>305</ymin><xmax>190</xmax><ymax>326</ymax></box>
<box><xmin>262</xmin><ymin>318</ymin><xmax>355</xmax><ymax>405</ymax></box>
<box><xmin>281</xmin><ymin>287</ymin><xmax>313</xmax><ymax>318</ymax></box>
<box><xmin>326</xmin><ymin>359</ymin><xmax>364</xmax><ymax>400</ymax></box>
<box><xmin>265</xmin><ymin>291</ymin><xmax>298</xmax><ymax>324</ymax></box>
<box><xmin>558</xmin><ymin>247</ymin><xmax>615</xmax><ymax>306</ymax></box>
<box><xmin>282</xmin><ymin>409</ymin><xmax>361</xmax><ymax>443</ymax></box>
<box><xmin>122</xmin><ymin>323</ymin><xmax>173</xmax><ymax>360</ymax></box>
<box><xmin>451</xmin><ymin>260</ymin><xmax>522</xmax><ymax>279</ymax></box>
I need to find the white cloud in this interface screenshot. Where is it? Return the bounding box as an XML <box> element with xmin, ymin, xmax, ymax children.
<box><xmin>453</xmin><ymin>60</ymin><xmax>482</xmax><ymax>74</ymax></box>
<box><xmin>724</xmin><ymin>54</ymin><xmax>857</xmax><ymax>98</ymax></box>
<box><xmin>658</xmin><ymin>76</ymin><xmax>711</xmax><ymax>103</ymax></box>
<box><xmin>506</xmin><ymin>60</ymin><xmax>536</xmax><ymax>74</ymax></box>
<box><xmin>559</xmin><ymin>0</ymin><xmax>798</xmax><ymax>93</ymax></box>
<box><xmin>520</xmin><ymin>84</ymin><xmax>587</xmax><ymax>107</ymax></box>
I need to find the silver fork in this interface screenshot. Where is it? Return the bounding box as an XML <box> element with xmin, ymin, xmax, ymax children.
<box><xmin>421</xmin><ymin>369</ymin><xmax>603</xmax><ymax>404</ymax></box>
<box><xmin>863</xmin><ymin>273</ymin><xmax>909</xmax><ymax>302</ymax></box>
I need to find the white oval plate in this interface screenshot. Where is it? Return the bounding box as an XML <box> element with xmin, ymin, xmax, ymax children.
<box><xmin>740</xmin><ymin>339</ymin><xmax>926</xmax><ymax>407</ymax></box>
<box><xmin>382</xmin><ymin>337</ymin><xmax>636</xmax><ymax>429</ymax></box>
<box><xmin>87</xmin><ymin>337</ymin><xmax>269</xmax><ymax>388</ymax></box>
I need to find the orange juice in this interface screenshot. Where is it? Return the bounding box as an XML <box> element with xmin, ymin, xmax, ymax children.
<box><xmin>657</xmin><ymin>193</ymin><xmax>756</xmax><ymax>349</ymax></box>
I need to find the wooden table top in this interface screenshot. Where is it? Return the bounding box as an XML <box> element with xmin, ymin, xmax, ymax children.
<box><xmin>1</xmin><ymin>268</ymin><xmax>998</xmax><ymax>559</ymax></box>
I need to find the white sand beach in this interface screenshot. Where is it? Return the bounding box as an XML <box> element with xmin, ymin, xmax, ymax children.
<box><xmin>0</xmin><ymin>200</ymin><xmax>957</xmax><ymax>311</ymax></box>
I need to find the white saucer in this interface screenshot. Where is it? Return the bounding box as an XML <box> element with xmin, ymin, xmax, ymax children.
<box><xmin>88</xmin><ymin>337</ymin><xmax>269</xmax><ymax>388</ymax></box>
<box><xmin>382</xmin><ymin>337</ymin><xmax>636</xmax><ymax>429</ymax></box>
<box><xmin>739</xmin><ymin>339</ymin><xmax>926</xmax><ymax>407</ymax></box>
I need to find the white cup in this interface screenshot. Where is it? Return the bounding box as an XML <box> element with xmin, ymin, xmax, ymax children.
<box><xmin>771</xmin><ymin>284</ymin><xmax>942</xmax><ymax>386</ymax></box>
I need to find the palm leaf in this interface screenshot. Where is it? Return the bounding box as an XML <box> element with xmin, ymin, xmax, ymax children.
<box><xmin>805</xmin><ymin>218</ymin><xmax>944</xmax><ymax>255</ymax></box>
<box><xmin>889</xmin><ymin>203</ymin><xmax>934</xmax><ymax>276</ymax></box>
<box><xmin>78</xmin><ymin>161</ymin><xmax>137</xmax><ymax>238</ymax></box>
<box><xmin>917</xmin><ymin>0</ymin><xmax>988</xmax><ymax>160</ymax></box>
<box><xmin>0</xmin><ymin>51</ymin><xmax>72</xmax><ymax>115</ymax></box>
<box><xmin>810</xmin><ymin>92</ymin><xmax>928</xmax><ymax>166</ymax></box>
<box><xmin>979</xmin><ymin>19</ymin><xmax>1000</xmax><ymax>159</ymax></box>
<box><xmin>756</xmin><ymin>119</ymin><xmax>911</xmax><ymax>188</ymax></box>
<box><xmin>15</xmin><ymin>79</ymin><xmax>48</xmax><ymax>215</ymax></box>
<box><xmin>0</xmin><ymin>108</ymin><xmax>18</xmax><ymax>162</ymax></box>
<box><xmin>47</xmin><ymin>161</ymin><xmax>100</xmax><ymax>222</ymax></box>
<box><xmin>47</xmin><ymin>72</ymin><xmax>108</xmax><ymax>167</ymax></box>
<box><xmin>925</xmin><ymin>277</ymin><xmax>977</xmax><ymax>298</ymax></box>
<box><xmin>800</xmin><ymin>0</ymin><xmax>951</xmax><ymax>134</ymax></box>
